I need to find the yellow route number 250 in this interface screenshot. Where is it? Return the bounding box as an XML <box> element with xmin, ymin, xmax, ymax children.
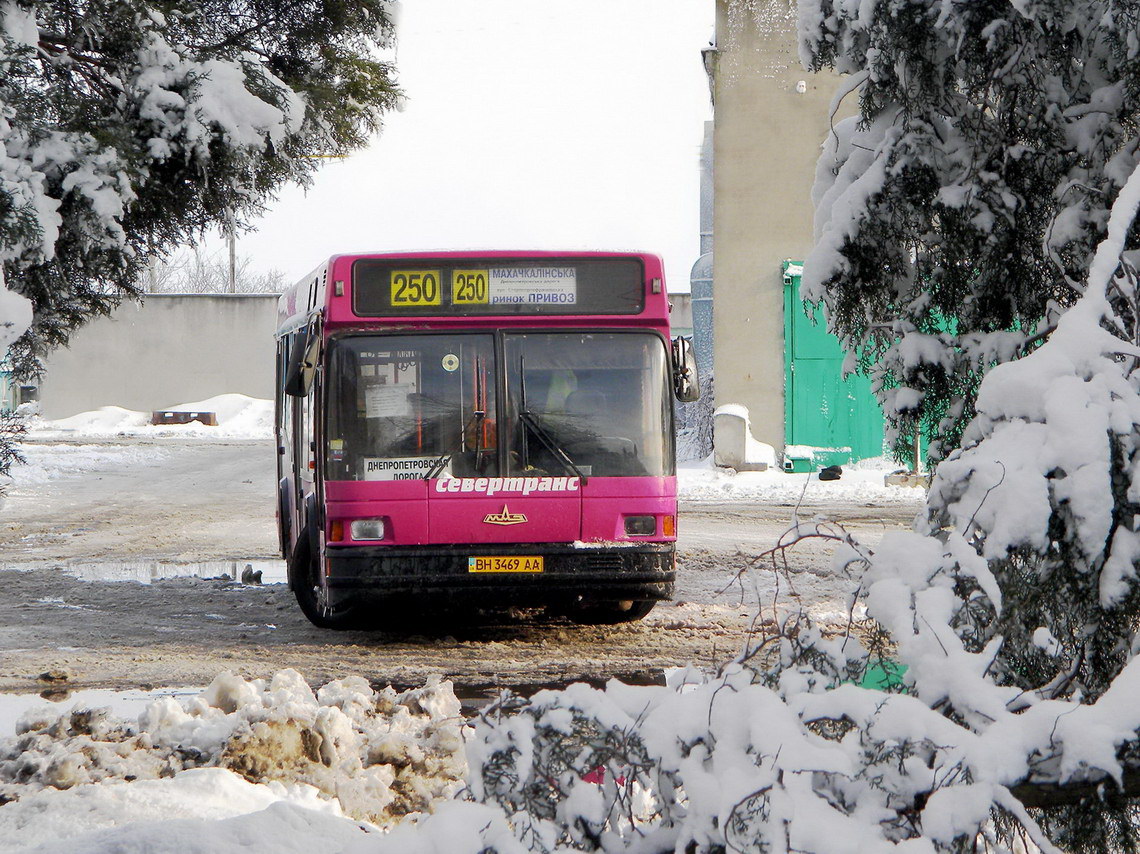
<box><xmin>452</xmin><ymin>269</ymin><xmax>489</xmax><ymax>305</ymax></box>
<box><xmin>390</xmin><ymin>270</ymin><xmax>441</xmax><ymax>307</ymax></box>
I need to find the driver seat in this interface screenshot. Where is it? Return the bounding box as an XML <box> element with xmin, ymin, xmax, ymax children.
<box><xmin>565</xmin><ymin>390</ymin><xmax>607</xmax><ymax>419</ymax></box>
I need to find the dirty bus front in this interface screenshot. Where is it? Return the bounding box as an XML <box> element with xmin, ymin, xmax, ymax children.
<box><xmin>275</xmin><ymin>252</ymin><xmax>700</xmax><ymax>628</ymax></box>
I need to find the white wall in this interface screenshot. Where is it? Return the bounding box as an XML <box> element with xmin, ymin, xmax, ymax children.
<box><xmin>38</xmin><ymin>294</ymin><xmax>279</xmax><ymax>419</ymax></box>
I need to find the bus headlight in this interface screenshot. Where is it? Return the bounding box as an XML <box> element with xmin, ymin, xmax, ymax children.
<box><xmin>350</xmin><ymin>518</ymin><xmax>386</xmax><ymax>540</ymax></box>
<box><xmin>624</xmin><ymin>515</ymin><xmax>656</xmax><ymax>536</ymax></box>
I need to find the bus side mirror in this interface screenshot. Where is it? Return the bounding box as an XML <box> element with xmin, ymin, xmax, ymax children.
<box><xmin>283</xmin><ymin>325</ymin><xmax>320</xmax><ymax>397</ymax></box>
<box><xmin>672</xmin><ymin>336</ymin><xmax>700</xmax><ymax>403</ymax></box>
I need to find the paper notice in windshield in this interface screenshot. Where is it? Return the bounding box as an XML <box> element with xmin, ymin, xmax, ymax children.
<box><xmin>488</xmin><ymin>267</ymin><xmax>577</xmax><ymax>306</ymax></box>
<box><xmin>364</xmin><ymin>384</ymin><xmax>412</xmax><ymax>418</ymax></box>
<box><xmin>363</xmin><ymin>456</ymin><xmax>437</xmax><ymax>480</ymax></box>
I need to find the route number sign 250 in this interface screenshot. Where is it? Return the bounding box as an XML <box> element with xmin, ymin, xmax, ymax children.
<box><xmin>452</xmin><ymin>270</ymin><xmax>489</xmax><ymax>304</ymax></box>
<box><xmin>389</xmin><ymin>269</ymin><xmax>490</xmax><ymax>307</ymax></box>
<box><xmin>390</xmin><ymin>270</ymin><xmax>441</xmax><ymax>306</ymax></box>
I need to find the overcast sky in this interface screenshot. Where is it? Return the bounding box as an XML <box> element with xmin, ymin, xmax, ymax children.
<box><xmin>219</xmin><ymin>0</ymin><xmax>715</xmax><ymax>292</ymax></box>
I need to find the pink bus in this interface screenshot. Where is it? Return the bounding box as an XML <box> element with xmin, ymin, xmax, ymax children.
<box><xmin>275</xmin><ymin>251</ymin><xmax>699</xmax><ymax>628</ymax></box>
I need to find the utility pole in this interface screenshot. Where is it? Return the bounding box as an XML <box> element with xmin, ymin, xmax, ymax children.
<box><xmin>226</xmin><ymin>210</ymin><xmax>236</xmax><ymax>293</ymax></box>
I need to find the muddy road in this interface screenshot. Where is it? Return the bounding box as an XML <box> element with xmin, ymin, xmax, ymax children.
<box><xmin>0</xmin><ymin>439</ymin><xmax>920</xmax><ymax>694</ymax></box>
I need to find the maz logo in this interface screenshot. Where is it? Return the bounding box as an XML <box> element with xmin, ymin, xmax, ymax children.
<box><xmin>483</xmin><ymin>505</ymin><xmax>528</xmax><ymax>526</ymax></box>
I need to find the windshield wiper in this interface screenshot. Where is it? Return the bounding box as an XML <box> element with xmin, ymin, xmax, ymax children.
<box><xmin>518</xmin><ymin>409</ymin><xmax>589</xmax><ymax>484</ymax></box>
<box><xmin>517</xmin><ymin>356</ymin><xmax>588</xmax><ymax>484</ymax></box>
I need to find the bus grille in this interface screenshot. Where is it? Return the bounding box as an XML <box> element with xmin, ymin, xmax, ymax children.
<box><xmin>583</xmin><ymin>554</ymin><xmax>626</xmax><ymax>572</ymax></box>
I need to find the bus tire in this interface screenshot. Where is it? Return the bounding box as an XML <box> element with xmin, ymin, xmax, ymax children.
<box><xmin>564</xmin><ymin>599</ymin><xmax>656</xmax><ymax>625</ymax></box>
<box><xmin>289</xmin><ymin>535</ymin><xmax>359</xmax><ymax>630</ymax></box>
<box><xmin>277</xmin><ymin>481</ymin><xmax>292</xmax><ymax>561</ymax></box>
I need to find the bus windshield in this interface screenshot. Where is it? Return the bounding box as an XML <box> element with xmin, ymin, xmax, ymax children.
<box><xmin>324</xmin><ymin>331</ymin><xmax>672</xmax><ymax>481</ymax></box>
<box><xmin>504</xmin><ymin>332</ymin><xmax>672</xmax><ymax>478</ymax></box>
<box><xmin>325</xmin><ymin>334</ymin><xmax>499</xmax><ymax>481</ymax></box>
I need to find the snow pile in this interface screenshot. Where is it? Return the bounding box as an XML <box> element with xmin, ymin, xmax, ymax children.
<box><xmin>162</xmin><ymin>394</ymin><xmax>275</xmax><ymax>438</ymax></box>
<box><xmin>0</xmin><ymin>670</ymin><xmax>466</xmax><ymax>849</ymax></box>
<box><xmin>29</xmin><ymin>394</ymin><xmax>273</xmax><ymax>440</ymax></box>
<box><xmin>0</xmin><ymin>768</ymin><xmax>370</xmax><ymax>853</ymax></box>
<box><xmin>362</xmin><ymin>800</ymin><xmax>526</xmax><ymax>854</ymax></box>
<box><xmin>35</xmin><ymin>406</ymin><xmax>150</xmax><ymax>435</ymax></box>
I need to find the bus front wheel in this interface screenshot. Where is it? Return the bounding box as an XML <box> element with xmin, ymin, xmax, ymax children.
<box><xmin>289</xmin><ymin>537</ymin><xmax>359</xmax><ymax>630</ymax></box>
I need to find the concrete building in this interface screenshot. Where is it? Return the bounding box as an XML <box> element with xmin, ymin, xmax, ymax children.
<box><xmin>37</xmin><ymin>294</ymin><xmax>279</xmax><ymax>420</ymax></box>
<box><xmin>690</xmin><ymin>121</ymin><xmax>714</xmax><ymax>382</ymax></box>
<box><xmin>709</xmin><ymin>0</ymin><xmax>853</xmax><ymax>453</ymax></box>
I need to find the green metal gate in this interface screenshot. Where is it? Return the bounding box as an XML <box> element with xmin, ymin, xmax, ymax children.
<box><xmin>782</xmin><ymin>261</ymin><xmax>885</xmax><ymax>469</ymax></box>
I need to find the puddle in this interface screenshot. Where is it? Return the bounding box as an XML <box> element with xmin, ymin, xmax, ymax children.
<box><xmin>46</xmin><ymin>559</ymin><xmax>286</xmax><ymax>585</ymax></box>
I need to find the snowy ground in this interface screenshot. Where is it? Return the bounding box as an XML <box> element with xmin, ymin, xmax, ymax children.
<box><xmin>0</xmin><ymin>399</ymin><xmax>925</xmax><ymax>851</ymax></box>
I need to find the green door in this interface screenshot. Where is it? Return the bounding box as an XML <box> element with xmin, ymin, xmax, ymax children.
<box><xmin>783</xmin><ymin>261</ymin><xmax>885</xmax><ymax>468</ymax></box>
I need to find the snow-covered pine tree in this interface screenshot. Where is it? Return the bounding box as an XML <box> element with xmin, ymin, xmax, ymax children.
<box><xmin>0</xmin><ymin>266</ymin><xmax>28</xmax><ymax>484</ymax></box>
<box><xmin>795</xmin><ymin>1</ymin><xmax>1140</xmax><ymax>846</ymax></box>
<box><xmin>798</xmin><ymin>0</ymin><xmax>1140</xmax><ymax>463</ymax></box>
<box><xmin>0</xmin><ymin>0</ymin><xmax>399</xmax><ymax>378</ymax></box>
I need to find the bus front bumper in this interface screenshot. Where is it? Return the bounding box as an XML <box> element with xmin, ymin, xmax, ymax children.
<box><xmin>323</xmin><ymin>542</ymin><xmax>675</xmax><ymax>608</ymax></box>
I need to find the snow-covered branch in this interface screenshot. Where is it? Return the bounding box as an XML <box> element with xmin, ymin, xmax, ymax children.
<box><xmin>798</xmin><ymin>0</ymin><xmax>1140</xmax><ymax>463</ymax></box>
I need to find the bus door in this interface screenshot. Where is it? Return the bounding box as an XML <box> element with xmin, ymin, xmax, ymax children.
<box><xmin>424</xmin><ymin>334</ymin><xmax>582</xmax><ymax>545</ymax></box>
<box><xmin>277</xmin><ymin>327</ymin><xmax>311</xmax><ymax>554</ymax></box>
<box><xmin>434</xmin><ymin>332</ymin><xmax>602</xmax><ymax>546</ymax></box>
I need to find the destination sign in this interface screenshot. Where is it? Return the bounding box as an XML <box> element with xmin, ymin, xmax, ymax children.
<box><xmin>352</xmin><ymin>257</ymin><xmax>644</xmax><ymax>317</ymax></box>
<box><xmin>487</xmin><ymin>267</ymin><xmax>576</xmax><ymax>305</ymax></box>
<box><xmin>362</xmin><ymin>456</ymin><xmax>437</xmax><ymax>481</ymax></box>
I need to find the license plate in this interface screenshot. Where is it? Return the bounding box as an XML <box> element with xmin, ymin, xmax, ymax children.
<box><xmin>468</xmin><ymin>556</ymin><xmax>544</xmax><ymax>573</ymax></box>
